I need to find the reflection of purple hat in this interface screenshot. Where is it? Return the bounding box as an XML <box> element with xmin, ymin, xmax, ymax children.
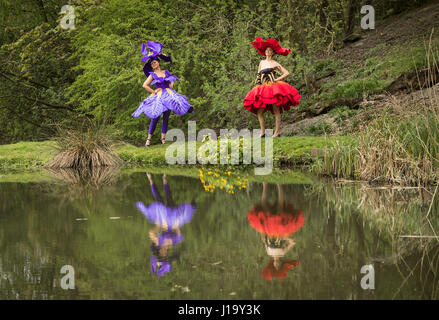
<box><xmin>150</xmin><ymin>256</ymin><xmax>172</xmax><ymax>276</ymax></box>
<box><xmin>141</xmin><ymin>40</ymin><xmax>173</xmax><ymax>76</ymax></box>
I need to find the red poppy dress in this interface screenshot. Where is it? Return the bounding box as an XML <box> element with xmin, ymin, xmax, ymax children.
<box><xmin>243</xmin><ymin>68</ymin><xmax>301</xmax><ymax>114</ymax></box>
<box><xmin>243</xmin><ymin>37</ymin><xmax>301</xmax><ymax>114</ymax></box>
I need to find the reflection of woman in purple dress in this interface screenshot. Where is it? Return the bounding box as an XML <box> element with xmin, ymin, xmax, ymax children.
<box><xmin>132</xmin><ymin>41</ymin><xmax>193</xmax><ymax>147</ymax></box>
<box><xmin>136</xmin><ymin>173</ymin><xmax>195</xmax><ymax>276</ymax></box>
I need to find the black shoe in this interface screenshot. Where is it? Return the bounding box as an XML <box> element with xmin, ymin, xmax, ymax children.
<box><xmin>259</xmin><ymin>134</ymin><xmax>265</xmax><ymax>138</ymax></box>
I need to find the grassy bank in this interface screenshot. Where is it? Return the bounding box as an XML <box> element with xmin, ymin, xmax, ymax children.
<box><xmin>0</xmin><ymin>136</ymin><xmax>352</xmax><ymax>171</ymax></box>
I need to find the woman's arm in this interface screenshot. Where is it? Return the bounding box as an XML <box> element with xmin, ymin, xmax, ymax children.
<box><xmin>169</xmin><ymin>82</ymin><xmax>174</xmax><ymax>89</ymax></box>
<box><xmin>143</xmin><ymin>75</ymin><xmax>159</xmax><ymax>94</ymax></box>
<box><xmin>285</xmin><ymin>238</ymin><xmax>296</xmax><ymax>251</ymax></box>
<box><xmin>274</xmin><ymin>62</ymin><xmax>290</xmax><ymax>82</ymax></box>
<box><xmin>254</xmin><ymin>61</ymin><xmax>263</xmax><ymax>85</ymax></box>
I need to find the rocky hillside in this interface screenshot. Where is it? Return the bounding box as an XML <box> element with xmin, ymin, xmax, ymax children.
<box><xmin>281</xmin><ymin>1</ymin><xmax>439</xmax><ymax>136</ymax></box>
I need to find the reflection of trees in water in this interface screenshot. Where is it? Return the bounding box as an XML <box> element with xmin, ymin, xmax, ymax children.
<box><xmin>0</xmin><ymin>183</ymin><xmax>78</xmax><ymax>299</ymax></box>
<box><xmin>0</xmin><ymin>173</ymin><xmax>206</xmax><ymax>299</ymax></box>
<box><xmin>304</xmin><ymin>182</ymin><xmax>439</xmax><ymax>299</ymax></box>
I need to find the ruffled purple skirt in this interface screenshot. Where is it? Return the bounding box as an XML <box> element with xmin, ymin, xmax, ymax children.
<box><xmin>132</xmin><ymin>88</ymin><xmax>193</xmax><ymax>119</ymax></box>
<box><xmin>136</xmin><ymin>201</ymin><xmax>195</xmax><ymax>229</ymax></box>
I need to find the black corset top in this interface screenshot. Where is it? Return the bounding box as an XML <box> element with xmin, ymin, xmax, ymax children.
<box><xmin>260</xmin><ymin>68</ymin><xmax>275</xmax><ymax>74</ymax></box>
<box><xmin>257</xmin><ymin>67</ymin><xmax>277</xmax><ymax>84</ymax></box>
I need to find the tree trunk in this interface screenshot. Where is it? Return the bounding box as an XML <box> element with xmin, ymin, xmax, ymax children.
<box><xmin>319</xmin><ymin>0</ymin><xmax>332</xmax><ymax>32</ymax></box>
<box><xmin>345</xmin><ymin>0</ymin><xmax>360</xmax><ymax>36</ymax></box>
<box><xmin>36</xmin><ymin>0</ymin><xmax>49</xmax><ymax>23</ymax></box>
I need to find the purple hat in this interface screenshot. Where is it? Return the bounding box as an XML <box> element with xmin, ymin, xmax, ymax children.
<box><xmin>141</xmin><ymin>40</ymin><xmax>173</xmax><ymax>76</ymax></box>
<box><xmin>150</xmin><ymin>256</ymin><xmax>172</xmax><ymax>276</ymax></box>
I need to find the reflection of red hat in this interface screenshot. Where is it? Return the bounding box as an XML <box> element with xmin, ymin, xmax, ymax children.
<box><xmin>251</xmin><ymin>37</ymin><xmax>291</xmax><ymax>56</ymax></box>
<box><xmin>248</xmin><ymin>205</ymin><xmax>305</xmax><ymax>237</ymax></box>
<box><xmin>262</xmin><ymin>259</ymin><xmax>299</xmax><ymax>281</ymax></box>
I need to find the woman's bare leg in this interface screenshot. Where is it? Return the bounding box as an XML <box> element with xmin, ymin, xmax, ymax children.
<box><xmin>261</xmin><ymin>182</ymin><xmax>268</xmax><ymax>207</ymax></box>
<box><xmin>257</xmin><ymin>108</ymin><xmax>265</xmax><ymax>136</ymax></box>
<box><xmin>277</xmin><ymin>184</ymin><xmax>285</xmax><ymax>212</ymax></box>
<box><xmin>273</xmin><ymin>106</ymin><xmax>281</xmax><ymax>137</ymax></box>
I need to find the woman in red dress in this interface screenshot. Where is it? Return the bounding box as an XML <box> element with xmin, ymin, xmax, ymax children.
<box><xmin>243</xmin><ymin>38</ymin><xmax>301</xmax><ymax>137</ymax></box>
<box><xmin>247</xmin><ymin>183</ymin><xmax>305</xmax><ymax>281</ymax></box>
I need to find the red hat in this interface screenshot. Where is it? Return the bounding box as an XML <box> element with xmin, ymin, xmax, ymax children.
<box><xmin>251</xmin><ymin>37</ymin><xmax>291</xmax><ymax>56</ymax></box>
<box><xmin>261</xmin><ymin>259</ymin><xmax>299</xmax><ymax>281</ymax></box>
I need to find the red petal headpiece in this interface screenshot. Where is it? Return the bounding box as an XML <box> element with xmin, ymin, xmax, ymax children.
<box><xmin>261</xmin><ymin>259</ymin><xmax>299</xmax><ymax>281</ymax></box>
<box><xmin>251</xmin><ymin>37</ymin><xmax>291</xmax><ymax>56</ymax></box>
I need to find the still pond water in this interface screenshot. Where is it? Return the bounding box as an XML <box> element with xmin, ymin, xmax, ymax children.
<box><xmin>1</xmin><ymin>168</ymin><xmax>438</xmax><ymax>300</ymax></box>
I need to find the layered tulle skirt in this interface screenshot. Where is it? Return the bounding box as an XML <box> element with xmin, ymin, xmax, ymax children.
<box><xmin>132</xmin><ymin>87</ymin><xmax>193</xmax><ymax>119</ymax></box>
<box><xmin>243</xmin><ymin>81</ymin><xmax>301</xmax><ymax>114</ymax></box>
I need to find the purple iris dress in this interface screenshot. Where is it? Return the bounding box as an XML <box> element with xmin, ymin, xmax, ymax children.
<box><xmin>136</xmin><ymin>181</ymin><xmax>195</xmax><ymax>276</ymax></box>
<box><xmin>132</xmin><ymin>70</ymin><xmax>193</xmax><ymax>119</ymax></box>
<box><xmin>132</xmin><ymin>41</ymin><xmax>193</xmax><ymax>120</ymax></box>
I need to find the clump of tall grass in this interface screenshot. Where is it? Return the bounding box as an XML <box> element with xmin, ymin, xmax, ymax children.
<box><xmin>47</xmin><ymin>119</ymin><xmax>121</xmax><ymax>169</ymax></box>
<box><xmin>312</xmin><ymin>137</ymin><xmax>360</xmax><ymax>179</ymax></box>
<box><xmin>358</xmin><ymin>113</ymin><xmax>439</xmax><ymax>185</ymax></box>
<box><xmin>317</xmin><ymin>32</ymin><xmax>439</xmax><ymax>186</ymax></box>
<box><xmin>47</xmin><ymin>166</ymin><xmax>120</xmax><ymax>187</ymax></box>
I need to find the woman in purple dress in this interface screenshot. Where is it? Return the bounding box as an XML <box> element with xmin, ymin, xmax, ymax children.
<box><xmin>132</xmin><ymin>41</ymin><xmax>193</xmax><ymax>147</ymax></box>
<box><xmin>136</xmin><ymin>173</ymin><xmax>195</xmax><ymax>276</ymax></box>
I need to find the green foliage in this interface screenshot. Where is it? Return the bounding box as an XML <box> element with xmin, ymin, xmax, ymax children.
<box><xmin>314</xmin><ymin>58</ymin><xmax>343</xmax><ymax>74</ymax></box>
<box><xmin>0</xmin><ymin>0</ymin><xmax>435</xmax><ymax>143</ymax></box>
<box><xmin>329</xmin><ymin>79</ymin><xmax>386</xmax><ymax>99</ymax></box>
<box><xmin>328</xmin><ymin>105</ymin><xmax>360</xmax><ymax>125</ymax></box>
<box><xmin>306</xmin><ymin>120</ymin><xmax>333</xmax><ymax>136</ymax></box>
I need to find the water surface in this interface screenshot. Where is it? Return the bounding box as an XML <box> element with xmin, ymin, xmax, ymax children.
<box><xmin>1</xmin><ymin>169</ymin><xmax>438</xmax><ymax>299</ymax></box>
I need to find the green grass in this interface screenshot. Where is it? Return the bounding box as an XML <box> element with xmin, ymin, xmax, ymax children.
<box><xmin>375</xmin><ymin>38</ymin><xmax>439</xmax><ymax>82</ymax></box>
<box><xmin>317</xmin><ymin>37</ymin><xmax>439</xmax><ymax>102</ymax></box>
<box><xmin>0</xmin><ymin>136</ymin><xmax>354</xmax><ymax>170</ymax></box>
<box><xmin>0</xmin><ymin>141</ymin><xmax>57</xmax><ymax>170</ymax></box>
<box><xmin>0</xmin><ymin>164</ymin><xmax>315</xmax><ymax>185</ymax></box>
<box><xmin>329</xmin><ymin>79</ymin><xmax>387</xmax><ymax>99</ymax></box>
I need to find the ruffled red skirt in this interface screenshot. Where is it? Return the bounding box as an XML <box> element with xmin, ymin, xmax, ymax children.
<box><xmin>243</xmin><ymin>81</ymin><xmax>301</xmax><ymax>114</ymax></box>
<box><xmin>248</xmin><ymin>206</ymin><xmax>305</xmax><ymax>237</ymax></box>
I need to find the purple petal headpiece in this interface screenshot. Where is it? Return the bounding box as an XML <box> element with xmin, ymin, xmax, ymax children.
<box><xmin>150</xmin><ymin>256</ymin><xmax>172</xmax><ymax>276</ymax></box>
<box><xmin>141</xmin><ymin>40</ymin><xmax>173</xmax><ymax>76</ymax></box>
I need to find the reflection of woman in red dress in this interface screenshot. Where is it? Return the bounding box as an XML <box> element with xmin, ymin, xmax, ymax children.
<box><xmin>248</xmin><ymin>183</ymin><xmax>305</xmax><ymax>281</ymax></box>
<box><xmin>243</xmin><ymin>38</ymin><xmax>301</xmax><ymax>138</ymax></box>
